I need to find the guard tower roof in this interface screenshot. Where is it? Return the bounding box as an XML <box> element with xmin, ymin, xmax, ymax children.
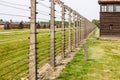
<box><xmin>98</xmin><ymin>0</ymin><xmax>120</xmax><ymax>4</ymax></box>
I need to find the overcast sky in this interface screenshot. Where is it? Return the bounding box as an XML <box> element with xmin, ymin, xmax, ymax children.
<box><xmin>0</xmin><ymin>0</ymin><xmax>100</xmax><ymax>22</ymax></box>
<box><xmin>62</xmin><ymin>0</ymin><xmax>100</xmax><ymax>21</ymax></box>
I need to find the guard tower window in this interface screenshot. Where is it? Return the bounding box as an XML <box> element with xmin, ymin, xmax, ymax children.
<box><xmin>109</xmin><ymin>24</ymin><xmax>113</xmax><ymax>30</ymax></box>
<box><xmin>109</xmin><ymin>4</ymin><xmax>114</xmax><ymax>12</ymax></box>
<box><xmin>116</xmin><ymin>4</ymin><xmax>120</xmax><ymax>12</ymax></box>
<box><xmin>102</xmin><ymin>4</ymin><xmax>107</xmax><ymax>12</ymax></box>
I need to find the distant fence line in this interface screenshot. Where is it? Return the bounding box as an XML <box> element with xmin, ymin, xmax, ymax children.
<box><xmin>0</xmin><ymin>0</ymin><xmax>97</xmax><ymax>80</ymax></box>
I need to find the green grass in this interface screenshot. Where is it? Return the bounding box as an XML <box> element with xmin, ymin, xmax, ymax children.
<box><xmin>0</xmin><ymin>29</ymin><xmax>69</xmax><ymax>80</ymax></box>
<box><xmin>58</xmin><ymin>31</ymin><xmax>120</xmax><ymax>80</ymax></box>
<box><xmin>0</xmin><ymin>29</ymin><xmax>30</xmax><ymax>79</ymax></box>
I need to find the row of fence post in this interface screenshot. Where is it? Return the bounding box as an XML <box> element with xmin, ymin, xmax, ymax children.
<box><xmin>29</xmin><ymin>0</ymin><xmax>89</xmax><ymax>79</ymax></box>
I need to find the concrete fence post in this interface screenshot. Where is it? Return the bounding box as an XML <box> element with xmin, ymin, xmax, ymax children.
<box><xmin>29</xmin><ymin>0</ymin><xmax>37</xmax><ymax>79</ymax></box>
<box><xmin>73</xmin><ymin>11</ymin><xmax>76</xmax><ymax>50</ymax></box>
<box><xmin>50</xmin><ymin>0</ymin><xmax>56</xmax><ymax>68</ymax></box>
<box><xmin>80</xmin><ymin>17</ymin><xmax>82</xmax><ymax>42</ymax></box>
<box><xmin>61</xmin><ymin>2</ymin><xmax>65</xmax><ymax>58</ymax></box>
<box><xmin>84</xmin><ymin>18</ymin><xmax>87</xmax><ymax>39</ymax></box>
<box><xmin>84</xmin><ymin>39</ymin><xmax>88</xmax><ymax>61</ymax></box>
<box><xmin>75</xmin><ymin>12</ymin><xmax>78</xmax><ymax>48</ymax></box>
<box><xmin>76</xmin><ymin>14</ymin><xmax>79</xmax><ymax>47</ymax></box>
<box><xmin>78</xmin><ymin>17</ymin><xmax>81</xmax><ymax>45</ymax></box>
<box><xmin>78</xmin><ymin>16</ymin><xmax>80</xmax><ymax>46</ymax></box>
<box><xmin>68</xmin><ymin>8</ymin><xmax>72</xmax><ymax>53</ymax></box>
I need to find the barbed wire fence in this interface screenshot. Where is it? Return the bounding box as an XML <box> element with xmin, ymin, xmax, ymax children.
<box><xmin>0</xmin><ymin>0</ymin><xmax>97</xmax><ymax>80</ymax></box>
<box><xmin>0</xmin><ymin>0</ymin><xmax>30</xmax><ymax>79</ymax></box>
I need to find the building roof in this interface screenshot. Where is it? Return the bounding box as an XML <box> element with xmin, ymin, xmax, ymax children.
<box><xmin>0</xmin><ymin>22</ymin><xmax>5</xmax><ymax>25</ymax></box>
<box><xmin>0</xmin><ymin>22</ymin><xmax>30</xmax><ymax>25</ymax></box>
<box><xmin>98</xmin><ymin>0</ymin><xmax>120</xmax><ymax>3</ymax></box>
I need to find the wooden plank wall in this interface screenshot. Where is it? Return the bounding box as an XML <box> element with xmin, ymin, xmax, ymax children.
<box><xmin>100</xmin><ymin>12</ymin><xmax>120</xmax><ymax>35</ymax></box>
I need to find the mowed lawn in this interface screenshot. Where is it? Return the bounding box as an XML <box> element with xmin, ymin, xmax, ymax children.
<box><xmin>0</xmin><ymin>29</ymin><xmax>67</xmax><ymax>79</ymax></box>
<box><xmin>58</xmin><ymin>32</ymin><xmax>120</xmax><ymax>80</ymax></box>
<box><xmin>0</xmin><ymin>29</ymin><xmax>29</xmax><ymax>79</ymax></box>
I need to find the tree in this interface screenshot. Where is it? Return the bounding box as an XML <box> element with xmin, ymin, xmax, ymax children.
<box><xmin>92</xmin><ymin>19</ymin><xmax>99</xmax><ymax>27</ymax></box>
<box><xmin>0</xmin><ymin>19</ymin><xmax>3</xmax><ymax>22</ymax></box>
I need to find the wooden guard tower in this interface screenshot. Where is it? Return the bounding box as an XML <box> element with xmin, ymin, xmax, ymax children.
<box><xmin>98</xmin><ymin>0</ymin><xmax>120</xmax><ymax>36</ymax></box>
